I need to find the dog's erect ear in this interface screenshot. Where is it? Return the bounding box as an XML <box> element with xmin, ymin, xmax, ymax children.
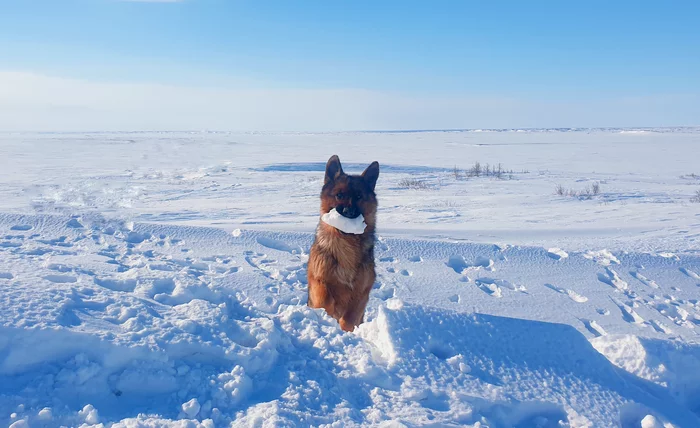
<box><xmin>324</xmin><ymin>155</ymin><xmax>344</xmax><ymax>185</ymax></box>
<box><xmin>361</xmin><ymin>161</ymin><xmax>379</xmax><ymax>191</ymax></box>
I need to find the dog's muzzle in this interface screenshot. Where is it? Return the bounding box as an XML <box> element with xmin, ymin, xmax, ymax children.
<box><xmin>336</xmin><ymin>205</ymin><xmax>360</xmax><ymax>219</ymax></box>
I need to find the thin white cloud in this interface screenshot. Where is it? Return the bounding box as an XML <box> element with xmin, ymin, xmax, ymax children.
<box><xmin>0</xmin><ymin>71</ymin><xmax>697</xmax><ymax>131</ymax></box>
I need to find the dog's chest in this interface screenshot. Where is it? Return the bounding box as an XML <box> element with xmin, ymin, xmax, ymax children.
<box><xmin>315</xmin><ymin>233</ymin><xmax>373</xmax><ymax>288</ymax></box>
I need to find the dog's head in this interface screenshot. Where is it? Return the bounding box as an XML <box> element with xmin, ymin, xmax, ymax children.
<box><xmin>320</xmin><ymin>155</ymin><xmax>379</xmax><ymax>225</ymax></box>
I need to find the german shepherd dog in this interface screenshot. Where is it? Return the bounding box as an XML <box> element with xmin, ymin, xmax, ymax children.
<box><xmin>307</xmin><ymin>155</ymin><xmax>380</xmax><ymax>332</ymax></box>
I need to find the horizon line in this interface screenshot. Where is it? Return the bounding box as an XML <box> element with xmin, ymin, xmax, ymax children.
<box><xmin>2</xmin><ymin>126</ymin><xmax>700</xmax><ymax>135</ymax></box>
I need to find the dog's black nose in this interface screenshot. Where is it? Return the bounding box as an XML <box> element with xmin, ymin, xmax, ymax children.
<box><xmin>338</xmin><ymin>205</ymin><xmax>359</xmax><ymax>219</ymax></box>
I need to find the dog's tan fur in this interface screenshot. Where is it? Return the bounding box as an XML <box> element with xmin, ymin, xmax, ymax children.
<box><xmin>307</xmin><ymin>155</ymin><xmax>379</xmax><ymax>332</ymax></box>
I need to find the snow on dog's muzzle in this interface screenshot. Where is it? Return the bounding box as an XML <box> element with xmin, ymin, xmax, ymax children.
<box><xmin>322</xmin><ymin>208</ymin><xmax>367</xmax><ymax>234</ymax></box>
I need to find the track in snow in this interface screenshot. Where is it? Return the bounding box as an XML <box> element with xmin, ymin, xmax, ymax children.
<box><xmin>1</xmin><ymin>213</ymin><xmax>700</xmax><ymax>426</ymax></box>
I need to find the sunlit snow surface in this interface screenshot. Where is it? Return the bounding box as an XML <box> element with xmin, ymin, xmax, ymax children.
<box><xmin>0</xmin><ymin>129</ymin><xmax>699</xmax><ymax>427</ymax></box>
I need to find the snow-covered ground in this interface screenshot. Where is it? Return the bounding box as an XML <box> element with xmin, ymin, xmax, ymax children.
<box><xmin>1</xmin><ymin>129</ymin><xmax>699</xmax><ymax>427</ymax></box>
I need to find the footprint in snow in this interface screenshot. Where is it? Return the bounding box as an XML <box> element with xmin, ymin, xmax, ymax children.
<box><xmin>580</xmin><ymin>319</ymin><xmax>606</xmax><ymax>337</ymax></box>
<box><xmin>657</xmin><ymin>252</ymin><xmax>679</xmax><ymax>261</ymax></box>
<box><xmin>66</xmin><ymin>218</ymin><xmax>84</xmax><ymax>229</ymax></box>
<box><xmin>476</xmin><ymin>282</ymin><xmax>502</xmax><ymax>298</ymax></box>
<box><xmin>610</xmin><ymin>298</ymin><xmax>644</xmax><ymax>324</ymax></box>
<box><xmin>0</xmin><ymin>272</ymin><xmax>14</xmax><ymax>279</ymax></box>
<box><xmin>485</xmin><ymin>278</ymin><xmax>525</xmax><ymax>292</ymax></box>
<box><xmin>37</xmin><ymin>236</ymin><xmax>71</xmax><ymax>247</ymax></box>
<box><xmin>48</xmin><ymin>263</ymin><xmax>74</xmax><ymax>273</ymax></box>
<box><xmin>256</xmin><ymin>236</ymin><xmax>303</xmax><ymax>255</ymax></box>
<box><xmin>0</xmin><ymin>241</ymin><xmax>22</xmax><ymax>248</ymax></box>
<box><xmin>44</xmin><ymin>274</ymin><xmax>78</xmax><ymax>284</ymax></box>
<box><xmin>648</xmin><ymin>319</ymin><xmax>673</xmax><ymax>334</ymax></box>
<box><xmin>149</xmin><ymin>263</ymin><xmax>175</xmax><ymax>272</ymax></box>
<box><xmin>125</xmin><ymin>231</ymin><xmax>151</xmax><ymax>245</ymax></box>
<box><xmin>679</xmin><ymin>267</ymin><xmax>700</xmax><ymax>281</ymax></box>
<box><xmin>10</xmin><ymin>225</ymin><xmax>32</xmax><ymax>231</ymax></box>
<box><xmin>150</xmin><ymin>278</ymin><xmax>176</xmax><ymax>296</ymax></box>
<box><xmin>94</xmin><ymin>277</ymin><xmax>137</xmax><ymax>292</ymax></box>
<box><xmin>629</xmin><ymin>271</ymin><xmax>660</xmax><ymax>289</ymax></box>
<box><xmin>408</xmin><ymin>255</ymin><xmax>422</xmax><ymax>263</ymax></box>
<box><xmin>376</xmin><ymin>236</ymin><xmax>389</xmax><ymax>251</ymax></box>
<box><xmin>473</xmin><ymin>256</ymin><xmax>495</xmax><ymax>270</ymax></box>
<box><xmin>375</xmin><ymin>286</ymin><xmax>396</xmax><ymax>301</ymax></box>
<box><xmin>446</xmin><ymin>255</ymin><xmax>494</xmax><ymax>274</ymax></box>
<box><xmin>651</xmin><ymin>302</ymin><xmax>695</xmax><ymax>328</ymax></box>
<box><xmin>400</xmin><ymin>269</ymin><xmax>412</xmax><ymax>277</ymax></box>
<box><xmin>597</xmin><ymin>267</ymin><xmax>629</xmax><ymax>291</ymax></box>
<box><xmin>265</xmin><ymin>283</ymin><xmax>280</xmax><ymax>294</ymax></box>
<box><xmin>584</xmin><ymin>249</ymin><xmax>620</xmax><ymax>266</ymax></box>
<box><xmin>474</xmin><ymin>278</ymin><xmax>504</xmax><ymax>298</ymax></box>
<box><xmin>447</xmin><ymin>255</ymin><xmax>469</xmax><ymax>273</ymax></box>
<box><xmin>544</xmin><ymin>283</ymin><xmax>588</xmax><ymax>303</ymax></box>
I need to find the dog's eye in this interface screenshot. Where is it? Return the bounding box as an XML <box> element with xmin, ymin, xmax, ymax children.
<box><xmin>355</xmin><ymin>193</ymin><xmax>363</xmax><ymax>200</ymax></box>
<box><xmin>335</xmin><ymin>192</ymin><xmax>344</xmax><ymax>200</ymax></box>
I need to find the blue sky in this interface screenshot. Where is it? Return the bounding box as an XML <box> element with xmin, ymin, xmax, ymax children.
<box><xmin>0</xmin><ymin>0</ymin><xmax>699</xmax><ymax>130</ymax></box>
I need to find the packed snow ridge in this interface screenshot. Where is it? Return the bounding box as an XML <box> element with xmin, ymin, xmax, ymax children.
<box><xmin>0</xmin><ymin>213</ymin><xmax>699</xmax><ymax>427</ymax></box>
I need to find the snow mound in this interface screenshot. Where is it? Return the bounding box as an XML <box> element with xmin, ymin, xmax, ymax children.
<box><xmin>584</xmin><ymin>249</ymin><xmax>620</xmax><ymax>266</ymax></box>
<box><xmin>592</xmin><ymin>334</ymin><xmax>700</xmax><ymax>418</ymax></box>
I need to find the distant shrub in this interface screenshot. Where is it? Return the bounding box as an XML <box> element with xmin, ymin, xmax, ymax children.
<box><xmin>398</xmin><ymin>178</ymin><xmax>429</xmax><ymax>189</ymax></box>
<box><xmin>463</xmin><ymin>161</ymin><xmax>513</xmax><ymax>179</ymax></box>
<box><xmin>468</xmin><ymin>161</ymin><xmax>482</xmax><ymax>177</ymax></box>
<box><xmin>691</xmin><ymin>190</ymin><xmax>700</xmax><ymax>203</ymax></box>
<box><xmin>579</xmin><ymin>187</ymin><xmax>592</xmax><ymax>199</ymax></box>
<box><xmin>555</xmin><ymin>183</ymin><xmax>601</xmax><ymax>200</ymax></box>
<box><xmin>432</xmin><ymin>199</ymin><xmax>458</xmax><ymax>208</ymax></box>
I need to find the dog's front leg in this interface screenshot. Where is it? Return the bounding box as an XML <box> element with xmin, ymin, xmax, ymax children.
<box><xmin>339</xmin><ymin>291</ymin><xmax>370</xmax><ymax>332</ymax></box>
<box><xmin>307</xmin><ymin>278</ymin><xmax>337</xmax><ymax>319</ymax></box>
